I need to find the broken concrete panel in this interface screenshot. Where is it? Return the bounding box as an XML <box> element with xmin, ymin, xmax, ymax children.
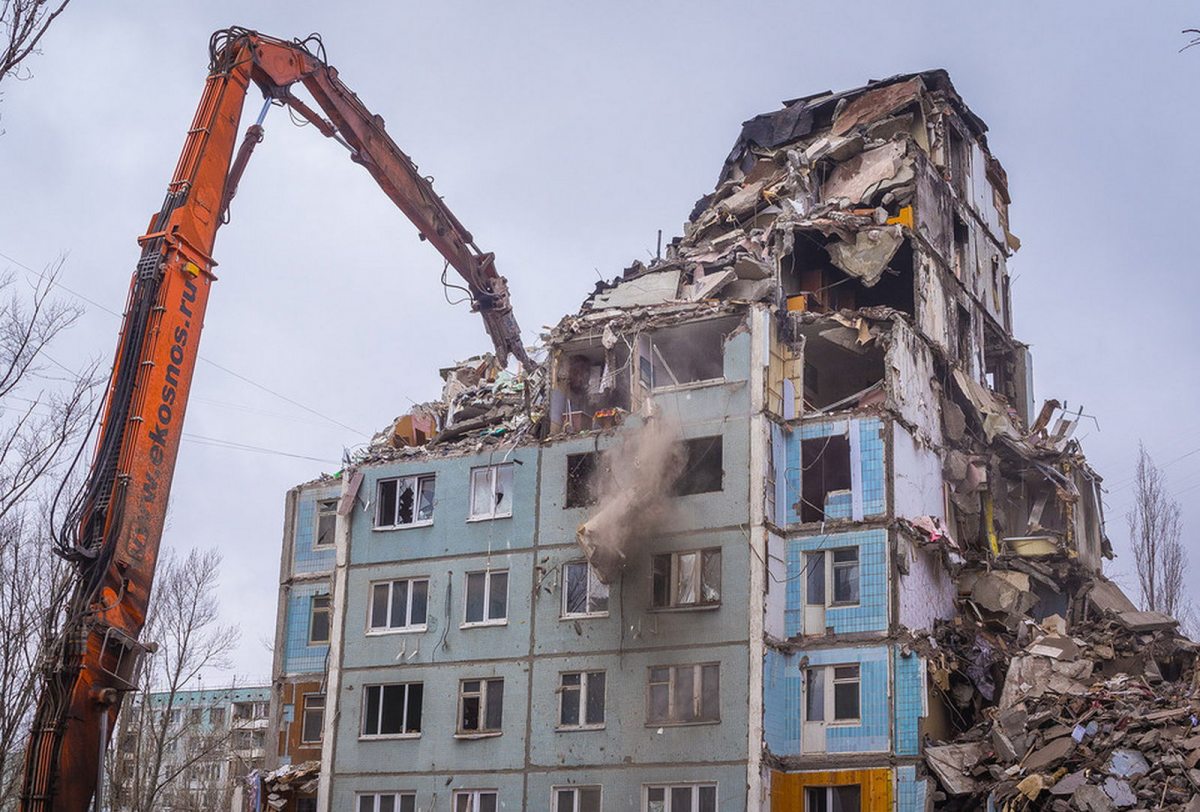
<box><xmin>1116</xmin><ymin>610</ymin><xmax>1177</xmax><ymax>632</ymax></box>
<box><xmin>831</xmin><ymin>76</ymin><xmax>924</xmax><ymax>136</ymax></box>
<box><xmin>721</xmin><ymin>278</ymin><xmax>774</xmax><ymax>302</ymax></box>
<box><xmin>589</xmin><ymin>270</ymin><xmax>682</xmax><ymax>309</ymax></box>
<box><xmin>1050</xmin><ymin>770</ymin><xmax>1087</xmax><ymax>796</ymax></box>
<box><xmin>926</xmin><ymin>741</ymin><xmax>985</xmax><ymax>795</ymax></box>
<box><xmin>1087</xmin><ymin>578</ymin><xmax>1139</xmax><ymax>616</ymax></box>
<box><xmin>732</xmin><ymin>253</ymin><xmax>774</xmax><ymax>280</ymax></box>
<box><xmin>1022</xmin><ymin>735</ymin><xmax>1074</xmax><ymax>772</ymax></box>
<box><xmin>970</xmin><ymin>571</ymin><xmax>1037</xmax><ymax>617</ymax></box>
<box><xmin>1104</xmin><ymin>749</ymin><xmax>1150</xmax><ymax>779</ymax></box>
<box><xmin>686</xmin><ymin>269</ymin><xmax>736</xmax><ymax>301</ymax></box>
<box><xmin>822</xmin><ymin>140</ymin><xmax>907</xmax><ymax>205</ymax></box>
<box><xmin>1072</xmin><ymin>784</ymin><xmax>1116</xmax><ymax>812</ymax></box>
<box><xmin>825</xmin><ymin>227</ymin><xmax>904</xmax><ymax>286</ymax></box>
<box><xmin>1101</xmin><ymin>778</ymin><xmax>1136</xmax><ymax>808</ymax></box>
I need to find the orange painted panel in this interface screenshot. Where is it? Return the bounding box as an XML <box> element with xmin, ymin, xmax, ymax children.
<box><xmin>770</xmin><ymin>768</ymin><xmax>893</xmax><ymax>811</ymax></box>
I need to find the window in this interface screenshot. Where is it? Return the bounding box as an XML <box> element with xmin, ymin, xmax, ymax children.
<box><xmin>458</xmin><ymin>678</ymin><xmax>503</xmax><ymax>734</ymax></box>
<box><xmin>464</xmin><ymin>570</ymin><xmax>508</xmax><ymax>625</ymax></box>
<box><xmin>804</xmin><ymin>547</ymin><xmax>860</xmax><ymax>608</ymax></box>
<box><xmin>645</xmin><ymin>784</ymin><xmax>717</xmax><ymax>812</ymax></box>
<box><xmin>469</xmin><ymin>464</ymin><xmax>513</xmax><ymax>520</ymax></box>
<box><xmin>296</xmin><ymin>800</ymin><xmax>317</xmax><ymax>812</ymax></box>
<box><xmin>805</xmin><ymin>664</ymin><xmax>861</xmax><ymax>723</ymax></box>
<box><xmin>361</xmin><ymin>683</ymin><xmax>423</xmax><ymax>737</ymax></box>
<box><xmin>308</xmin><ymin>594</ymin><xmax>331</xmax><ymax>644</ymax></box>
<box><xmin>559</xmin><ymin>671</ymin><xmax>605</xmax><ymax>729</ymax></box>
<box><xmin>375</xmin><ymin>475</ymin><xmax>436</xmax><ymax>528</ymax></box>
<box><xmin>209</xmin><ymin>707</ymin><xmax>225</xmax><ymax>727</ymax></box>
<box><xmin>358</xmin><ymin>794</ymin><xmax>416</xmax><ymax>812</ymax></box>
<box><xmin>369</xmin><ymin>578</ymin><xmax>429</xmax><ymax>632</ymax></box>
<box><xmin>805</xmin><ymin>785</ymin><xmax>861</xmax><ymax>812</ymax></box>
<box><xmin>561</xmin><ymin>561</ymin><xmax>608</xmax><ymax>617</ymax></box>
<box><xmin>799</xmin><ymin>434</ymin><xmax>852</xmax><ymax>523</ymax></box>
<box><xmin>300</xmin><ymin>694</ymin><xmax>324</xmax><ymax>744</ymax></box>
<box><xmin>554</xmin><ymin>786</ymin><xmax>601</xmax><ymax>812</ymax></box>
<box><xmin>565</xmin><ymin>452</ymin><xmax>600</xmax><ymax>508</ymax></box>
<box><xmin>453</xmin><ymin>791</ymin><xmax>498</xmax><ymax>812</ymax></box>
<box><xmin>646</xmin><ymin>663</ymin><xmax>719</xmax><ymax>725</ymax></box>
<box><xmin>643</xmin><ymin>319</ymin><xmax>731</xmax><ymax>389</ymax></box>
<box><xmin>652</xmin><ymin>550</ymin><xmax>720</xmax><ymax>609</ymax></box>
<box><xmin>188</xmin><ymin>708</ymin><xmax>202</xmax><ymax>725</ymax></box>
<box><xmin>315</xmin><ymin>498</ymin><xmax>337</xmax><ymax>547</ymax></box>
<box><xmin>675</xmin><ymin>436</ymin><xmax>722</xmax><ymax>495</ymax></box>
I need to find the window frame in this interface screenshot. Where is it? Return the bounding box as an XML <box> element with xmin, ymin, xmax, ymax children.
<box><xmin>645</xmin><ymin>662</ymin><xmax>720</xmax><ymax>726</ymax></box>
<box><xmin>356</xmin><ymin>793</ymin><xmax>417</xmax><ymax>812</ymax></box>
<box><xmin>462</xmin><ymin>569</ymin><xmax>508</xmax><ymax>627</ymax></box>
<box><xmin>456</xmin><ymin>677</ymin><xmax>504</xmax><ymax>736</ymax></box>
<box><xmin>367</xmin><ymin>577</ymin><xmax>430</xmax><ymax>634</ymax></box>
<box><xmin>804</xmin><ymin>785</ymin><xmax>862</xmax><ymax>812</ymax></box>
<box><xmin>564</xmin><ymin>452</ymin><xmax>600</xmax><ymax>508</ymax></box>
<box><xmin>805</xmin><ymin>664</ymin><xmax>862</xmax><ymax>725</ymax></box>
<box><xmin>553</xmin><ymin>785</ymin><xmax>602</xmax><ymax>812</ymax></box>
<box><xmin>651</xmin><ymin>549</ymin><xmax>721</xmax><ymax>610</ymax></box>
<box><xmin>643</xmin><ymin>783</ymin><xmax>718</xmax><ymax>812</ymax></box>
<box><xmin>360</xmin><ymin>682</ymin><xmax>423</xmax><ymax>739</ymax></box>
<box><xmin>560</xmin><ymin>561</ymin><xmax>609</xmax><ymax>619</ymax></box>
<box><xmin>299</xmin><ymin>693</ymin><xmax>325</xmax><ymax>744</ymax></box>
<box><xmin>308</xmin><ymin>593</ymin><xmax>332</xmax><ymax>645</ymax></box>
<box><xmin>674</xmin><ymin>436</ymin><xmax>723</xmax><ymax>495</ymax></box>
<box><xmin>452</xmin><ymin>790</ymin><xmax>499</xmax><ymax>812</ymax></box>
<box><xmin>467</xmin><ymin>463</ymin><xmax>514</xmax><ymax>521</ymax></box>
<box><xmin>314</xmin><ymin>498</ymin><xmax>338</xmax><ymax>548</ymax></box>
<box><xmin>374</xmin><ymin>474</ymin><xmax>437</xmax><ymax>530</ymax></box>
<box><xmin>557</xmin><ymin>670</ymin><xmax>606</xmax><ymax>731</ymax></box>
<box><xmin>804</xmin><ymin>547</ymin><xmax>861</xmax><ymax>610</ymax></box>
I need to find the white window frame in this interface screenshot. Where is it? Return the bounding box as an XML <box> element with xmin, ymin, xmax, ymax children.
<box><xmin>360</xmin><ymin>683</ymin><xmax>423</xmax><ymax>739</ymax></box>
<box><xmin>643</xmin><ymin>783</ymin><xmax>718</xmax><ymax>812</ymax></box>
<box><xmin>374</xmin><ymin>474</ymin><xmax>436</xmax><ymax>529</ymax></box>
<box><xmin>462</xmin><ymin>569</ymin><xmax>508</xmax><ymax>627</ymax></box>
<box><xmin>299</xmin><ymin>693</ymin><xmax>324</xmax><ymax>744</ymax></box>
<box><xmin>308</xmin><ymin>594</ymin><xmax>331</xmax><ymax>645</ymax></box>
<box><xmin>457</xmin><ymin>677</ymin><xmax>504</xmax><ymax>736</ymax></box>
<box><xmin>646</xmin><ymin>662</ymin><xmax>720</xmax><ymax>726</ymax></box>
<box><xmin>805</xmin><ymin>664</ymin><xmax>862</xmax><ymax>725</ymax></box>
<box><xmin>468</xmin><ymin>463</ymin><xmax>514</xmax><ymax>521</ymax></box>
<box><xmin>557</xmin><ymin>670</ymin><xmax>606</xmax><ymax>730</ymax></box>
<box><xmin>553</xmin><ymin>785</ymin><xmax>602</xmax><ymax>812</ymax></box>
<box><xmin>651</xmin><ymin>549</ymin><xmax>721</xmax><ymax>609</ymax></box>
<box><xmin>367</xmin><ymin>577</ymin><xmax>430</xmax><ymax>634</ymax></box>
<box><xmin>452</xmin><ymin>790</ymin><xmax>498</xmax><ymax>812</ymax></box>
<box><xmin>804</xmin><ymin>546</ymin><xmax>861</xmax><ymax>609</ymax></box>
<box><xmin>357</xmin><ymin>793</ymin><xmax>417</xmax><ymax>812</ymax></box>
<box><xmin>561</xmin><ymin>561</ymin><xmax>609</xmax><ymax>618</ymax></box>
<box><xmin>314</xmin><ymin>498</ymin><xmax>337</xmax><ymax>547</ymax></box>
<box><xmin>804</xmin><ymin>785</ymin><xmax>862</xmax><ymax>812</ymax></box>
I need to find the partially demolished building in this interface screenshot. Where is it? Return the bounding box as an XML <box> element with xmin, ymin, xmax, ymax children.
<box><xmin>269</xmin><ymin>70</ymin><xmax>1199</xmax><ymax>811</ymax></box>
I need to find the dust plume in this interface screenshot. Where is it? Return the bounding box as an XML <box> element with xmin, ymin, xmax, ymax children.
<box><xmin>576</xmin><ymin>410</ymin><xmax>686</xmax><ymax>583</ymax></box>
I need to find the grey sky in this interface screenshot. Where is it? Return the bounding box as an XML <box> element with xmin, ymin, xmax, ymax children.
<box><xmin>2</xmin><ymin>1</ymin><xmax>1197</xmax><ymax>680</ymax></box>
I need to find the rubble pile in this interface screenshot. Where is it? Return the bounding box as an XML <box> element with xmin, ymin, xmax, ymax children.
<box><xmin>258</xmin><ymin>760</ymin><xmax>320</xmax><ymax>811</ymax></box>
<box><xmin>923</xmin><ymin>575</ymin><xmax>1200</xmax><ymax>810</ymax></box>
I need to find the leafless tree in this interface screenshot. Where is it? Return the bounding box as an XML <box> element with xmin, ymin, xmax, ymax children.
<box><xmin>0</xmin><ymin>265</ymin><xmax>97</xmax><ymax>810</ymax></box>
<box><xmin>0</xmin><ymin>0</ymin><xmax>71</xmax><ymax>92</ymax></box>
<box><xmin>108</xmin><ymin>547</ymin><xmax>241</xmax><ymax>812</ymax></box>
<box><xmin>1126</xmin><ymin>443</ymin><xmax>1189</xmax><ymax>619</ymax></box>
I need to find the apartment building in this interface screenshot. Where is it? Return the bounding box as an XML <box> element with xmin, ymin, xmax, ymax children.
<box><xmin>270</xmin><ymin>70</ymin><xmax>1111</xmax><ymax>811</ymax></box>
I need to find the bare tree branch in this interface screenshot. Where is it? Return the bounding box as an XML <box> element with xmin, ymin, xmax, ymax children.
<box><xmin>1126</xmin><ymin>442</ymin><xmax>1191</xmax><ymax>621</ymax></box>
<box><xmin>0</xmin><ymin>0</ymin><xmax>71</xmax><ymax>86</ymax></box>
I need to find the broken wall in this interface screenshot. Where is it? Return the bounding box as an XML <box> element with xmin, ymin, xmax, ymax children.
<box><xmin>782</xmin><ymin>417</ymin><xmax>886</xmax><ymax>527</ymax></box>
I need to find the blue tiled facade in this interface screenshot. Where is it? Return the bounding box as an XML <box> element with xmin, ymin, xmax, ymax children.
<box><xmin>283</xmin><ymin>581</ymin><xmax>330</xmax><ymax>674</ymax></box>
<box><xmin>893</xmin><ymin>647</ymin><xmax>925</xmax><ymax>757</ymax></box>
<box><xmin>292</xmin><ymin>485</ymin><xmax>338</xmax><ymax>575</ymax></box>
<box><xmin>783</xmin><ymin>529</ymin><xmax>889</xmax><ymax>637</ymax></box>
<box><xmin>782</xmin><ymin>416</ymin><xmax>887</xmax><ymax>527</ymax></box>
<box><xmin>895</xmin><ymin>764</ymin><xmax>928</xmax><ymax>810</ymax></box>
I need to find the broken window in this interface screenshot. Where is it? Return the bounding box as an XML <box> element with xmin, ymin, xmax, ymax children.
<box><xmin>953</xmin><ymin>214</ymin><xmax>970</xmax><ymax>280</ymax></box>
<box><xmin>557</xmin><ymin>339</ymin><xmax>632</xmax><ymax>432</ymax></box>
<box><xmin>369</xmin><ymin>577</ymin><xmax>429</xmax><ymax>632</ymax></box>
<box><xmin>562</xmin><ymin>561</ymin><xmax>608</xmax><ymax>617</ymax></box>
<box><xmin>956</xmin><ymin>302</ymin><xmax>973</xmax><ymax>369</ymax></box>
<box><xmin>796</xmin><ymin>322</ymin><xmax>886</xmax><ymax>412</ymax></box>
<box><xmin>308</xmin><ymin>594</ymin><xmax>331</xmax><ymax>645</ymax></box>
<box><xmin>458</xmin><ymin>678</ymin><xmax>503</xmax><ymax>734</ymax></box>
<box><xmin>554</xmin><ymin>786</ymin><xmax>601</xmax><ymax>812</ymax></box>
<box><xmin>464</xmin><ymin>570</ymin><xmax>508</xmax><ymax>625</ymax></box>
<box><xmin>453</xmin><ymin>791</ymin><xmax>498</xmax><ymax>812</ymax></box>
<box><xmin>645</xmin><ymin>784</ymin><xmax>717</xmax><ymax>812</ymax></box>
<box><xmin>469</xmin><ymin>463</ymin><xmax>513</xmax><ymax>520</ymax></box>
<box><xmin>982</xmin><ymin>321</ymin><xmax>1015</xmax><ymax>401</ymax></box>
<box><xmin>558</xmin><ymin>670</ymin><xmax>605</xmax><ymax>729</ymax></box>
<box><xmin>315</xmin><ymin>498</ymin><xmax>337</xmax><ymax>547</ymax></box>
<box><xmin>947</xmin><ymin>121</ymin><xmax>969</xmax><ymax>199</ymax></box>
<box><xmin>644</xmin><ymin>320</ymin><xmax>731</xmax><ymax>389</ymax></box>
<box><xmin>361</xmin><ymin>683</ymin><xmax>422</xmax><ymax>737</ymax></box>
<box><xmin>375</xmin><ymin>475</ymin><xmax>436</xmax><ymax>528</ymax></box>
<box><xmin>300</xmin><ymin>694</ymin><xmax>324</xmax><ymax>744</ymax></box>
<box><xmin>804</xmin><ymin>547</ymin><xmax>860</xmax><ymax>609</ymax></box>
<box><xmin>358</xmin><ymin>795</ymin><xmax>416</xmax><ymax>812</ymax></box>
<box><xmin>652</xmin><ymin>549</ymin><xmax>721</xmax><ymax>609</ymax></box>
<box><xmin>805</xmin><ymin>665</ymin><xmax>861</xmax><ymax>723</ymax></box>
<box><xmin>646</xmin><ymin>663</ymin><xmax>720</xmax><ymax>725</ymax></box>
<box><xmin>799</xmin><ymin>434</ymin><xmax>852</xmax><ymax>523</ymax></box>
<box><xmin>675</xmin><ymin>436</ymin><xmax>723</xmax><ymax>495</ymax></box>
<box><xmin>804</xmin><ymin>786</ymin><xmax>861</xmax><ymax>812</ymax></box>
<box><xmin>565</xmin><ymin>452</ymin><xmax>600</xmax><ymax>508</ymax></box>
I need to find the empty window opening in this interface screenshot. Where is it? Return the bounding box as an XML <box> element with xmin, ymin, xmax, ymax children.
<box><xmin>554</xmin><ymin>786</ymin><xmax>601</xmax><ymax>812</ymax></box>
<box><xmin>300</xmin><ymin>694</ymin><xmax>324</xmax><ymax>744</ymax></box>
<box><xmin>804</xmin><ymin>785</ymin><xmax>862</xmax><ymax>812</ymax></box>
<box><xmin>315</xmin><ymin>498</ymin><xmax>337</xmax><ymax>547</ymax></box>
<box><xmin>675</xmin><ymin>436</ymin><xmax>723</xmax><ymax>495</ymax></box>
<box><xmin>956</xmin><ymin>303</ymin><xmax>973</xmax><ymax>370</ymax></box>
<box><xmin>464</xmin><ymin>570</ymin><xmax>508</xmax><ymax>625</ymax></box>
<box><xmin>799</xmin><ymin>434</ymin><xmax>852</xmax><ymax>523</ymax></box>
<box><xmin>562</xmin><ymin>561</ymin><xmax>609</xmax><ymax>617</ymax></box>
<box><xmin>947</xmin><ymin>122</ymin><xmax>969</xmax><ymax>199</ymax></box>
<box><xmin>453</xmin><ymin>791</ymin><xmax>498</xmax><ymax>812</ymax></box>
<box><xmin>642</xmin><ymin>319</ymin><xmax>733</xmax><ymax>389</ymax></box>
<box><xmin>645</xmin><ymin>783</ymin><xmax>717</xmax><ymax>812</ymax></box>
<box><xmin>458</xmin><ymin>678</ymin><xmax>503</xmax><ymax>734</ymax></box>
<box><xmin>565</xmin><ymin>452</ymin><xmax>601</xmax><ymax>508</ymax></box>
<box><xmin>953</xmin><ymin>214</ymin><xmax>970</xmax><ymax>280</ymax></box>
<box><xmin>805</xmin><ymin>664</ymin><xmax>861</xmax><ymax>723</ymax></box>
<box><xmin>559</xmin><ymin>670</ymin><xmax>606</xmax><ymax>729</ymax></box>
<box><xmin>469</xmin><ymin>464</ymin><xmax>513</xmax><ymax>520</ymax></box>
<box><xmin>308</xmin><ymin>594</ymin><xmax>331</xmax><ymax>645</ymax></box>
<box><xmin>358</xmin><ymin>794</ymin><xmax>416</xmax><ymax>812</ymax></box>
<box><xmin>983</xmin><ymin>321</ymin><xmax>1015</xmax><ymax>400</ymax></box>
<box><xmin>647</xmin><ymin>663</ymin><xmax>720</xmax><ymax>725</ymax></box>
<box><xmin>557</xmin><ymin>340</ymin><xmax>632</xmax><ymax>432</ymax></box>
<box><xmin>369</xmin><ymin>578</ymin><xmax>429</xmax><ymax>632</ymax></box>
<box><xmin>375</xmin><ymin>475</ymin><xmax>436</xmax><ymax>528</ymax></box>
<box><xmin>781</xmin><ymin>238</ymin><xmax>914</xmax><ymax>316</ymax></box>
<box><xmin>797</xmin><ymin>324</ymin><xmax>885</xmax><ymax>412</ymax></box>
<box><xmin>652</xmin><ymin>549</ymin><xmax>721</xmax><ymax>609</ymax></box>
<box><xmin>361</xmin><ymin>683</ymin><xmax>422</xmax><ymax>737</ymax></box>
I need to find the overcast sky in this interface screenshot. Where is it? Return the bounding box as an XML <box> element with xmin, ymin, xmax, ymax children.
<box><xmin>2</xmin><ymin>1</ymin><xmax>1197</xmax><ymax>681</ymax></box>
